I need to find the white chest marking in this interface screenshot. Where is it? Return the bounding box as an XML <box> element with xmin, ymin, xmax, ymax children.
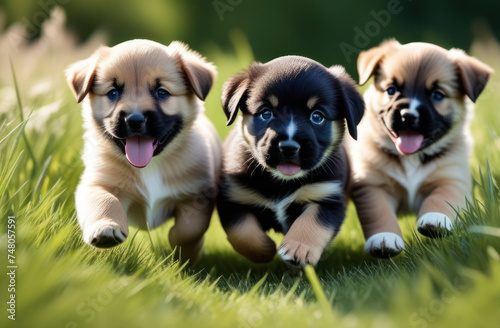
<box><xmin>386</xmin><ymin>155</ymin><xmax>436</xmax><ymax>210</ymax></box>
<box><xmin>273</xmin><ymin>193</ymin><xmax>299</xmax><ymax>232</ymax></box>
<box><xmin>122</xmin><ymin>159</ymin><xmax>174</xmax><ymax>226</ymax></box>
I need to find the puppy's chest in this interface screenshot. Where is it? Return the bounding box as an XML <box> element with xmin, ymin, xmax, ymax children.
<box><xmin>229</xmin><ymin>179</ymin><xmax>342</xmax><ymax>232</ymax></box>
<box><xmin>121</xmin><ymin>161</ymin><xmax>179</xmax><ymax>228</ymax></box>
<box><xmin>139</xmin><ymin>163</ymin><xmax>172</xmax><ymax>203</ymax></box>
<box><xmin>385</xmin><ymin>156</ymin><xmax>436</xmax><ymax>210</ymax></box>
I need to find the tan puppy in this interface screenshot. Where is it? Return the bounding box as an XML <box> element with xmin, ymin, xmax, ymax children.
<box><xmin>348</xmin><ymin>40</ymin><xmax>493</xmax><ymax>258</ymax></box>
<box><xmin>66</xmin><ymin>39</ymin><xmax>221</xmax><ymax>263</ymax></box>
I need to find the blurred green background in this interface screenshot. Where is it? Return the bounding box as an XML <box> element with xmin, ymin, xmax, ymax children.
<box><xmin>1</xmin><ymin>0</ymin><xmax>499</xmax><ymax>75</ymax></box>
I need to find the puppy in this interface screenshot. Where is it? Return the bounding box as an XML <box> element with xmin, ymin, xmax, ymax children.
<box><xmin>66</xmin><ymin>39</ymin><xmax>221</xmax><ymax>263</ymax></box>
<box><xmin>348</xmin><ymin>40</ymin><xmax>493</xmax><ymax>258</ymax></box>
<box><xmin>217</xmin><ymin>56</ymin><xmax>364</xmax><ymax>267</ymax></box>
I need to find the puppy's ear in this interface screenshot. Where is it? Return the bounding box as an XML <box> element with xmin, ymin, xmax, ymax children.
<box><xmin>170</xmin><ymin>41</ymin><xmax>217</xmax><ymax>101</ymax></box>
<box><xmin>357</xmin><ymin>39</ymin><xmax>400</xmax><ymax>85</ymax></box>
<box><xmin>449</xmin><ymin>49</ymin><xmax>494</xmax><ymax>103</ymax></box>
<box><xmin>221</xmin><ymin>72</ymin><xmax>250</xmax><ymax>126</ymax></box>
<box><xmin>330</xmin><ymin>66</ymin><xmax>365</xmax><ymax>140</ymax></box>
<box><xmin>65</xmin><ymin>46</ymin><xmax>108</xmax><ymax>103</ymax></box>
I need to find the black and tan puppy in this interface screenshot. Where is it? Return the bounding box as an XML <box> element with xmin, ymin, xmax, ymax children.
<box><xmin>217</xmin><ymin>56</ymin><xmax>364</xmax><ymax>267</ymax></box>
<box><xmin>348</xmin><ymin>40</ymin><xmax>493</xmax><ymax>257</ymax></box>
<box><xmin>66</xmin><ymin>39</ymin><xmax>221</xmax><ymax>264</ymax></box>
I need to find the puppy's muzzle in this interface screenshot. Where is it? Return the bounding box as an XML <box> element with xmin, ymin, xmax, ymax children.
<box><xmin>279</xmin><ymin>140</ymin><xmax>300</xmax><ymax>157</ymax></box>
<box><xmin>125</xmin><ymin>111</ymin><xmax>146</xmax><ymax>132</ymax></box>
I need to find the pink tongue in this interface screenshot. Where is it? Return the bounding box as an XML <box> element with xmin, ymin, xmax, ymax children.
<box><xmin>396</xmin><ymin>132</ymin><xmax>424</xmax><ymax>155</ymax></box>
<box><xmin>277</xmin><ymin>163</ymin><xmax>301</xmax><ymax>176</ymax></box>
<box><xmin>125</xmin><ymin>136</ymin><xmax>156</xmax><ymax>168</ymax></box>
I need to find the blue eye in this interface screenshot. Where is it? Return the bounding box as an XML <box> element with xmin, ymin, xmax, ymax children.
<box><xmin>260</xmin><ymin>109</ymin><xmax>273</xmax><ymax>121</ymax></box>
<box><xmin>310</xmin><ymin>110</ymin><xmax>325</xmax><ymax>125</ymax></box>
<box><xmin>431</xmin><ymin>90</ymin><xmax>445</xmax><ymax>102</ymax></box>
<box><xmin>155</xmin><ymin>88</ymin><xmax>170</xmax><ymax>100</ymax></box>
<box><xmin>107</xmin><ymin>89</ymin><xmax>119</xmax><ymax>101</ymax></box>
<box><xmin>386</xmin><ymin>86</ymin><xmax>397</xmax><ymax>96</ymax></box>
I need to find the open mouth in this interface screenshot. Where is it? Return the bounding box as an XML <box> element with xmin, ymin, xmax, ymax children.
<box><xmin>276</xmin><ymin>162</ymin><xmax>302</xmax><ymax>176</ymax></box>
<box><xmin>381</xmin><ymin>118</ymin><xmax>424</xmax><ymax>156</ymax></box>
<box><xmin>114</xmin><ymin>134</ymin><xmax>170</xmax><ymax>168</ymax></box>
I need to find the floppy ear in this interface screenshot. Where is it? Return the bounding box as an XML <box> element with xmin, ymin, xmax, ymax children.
<box><xmin>330</xmin><ymin>66</ymin><xmax>365</xmax><ymax>140</ymax></box>
<box><xmin>449</xmin><ymin>49</ymin><xmax>494</xmax><ymax>103</ymax></box>
<box><xmin>170</xmin><ymin>41</ymin><xmax>217</xmax><ymax>101</ymax></box>
<box><xmin>65</xmin><ymin>47</ymin><xmax>108</xmax><ymax>103</ymax></box>
<box><xmin>357</xmin><ymin>39</ymin><xmax>400</xmax><ymax>85</ymax></box>
<box><xmin>221</xmin><ymin>72</ymin><xmax>250</xmax><ymax>126</ymax></box>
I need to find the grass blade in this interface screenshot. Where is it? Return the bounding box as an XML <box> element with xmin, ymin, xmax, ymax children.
<box><xmin>0</xmin><ymin>120</ymin><xmax>25</xmax><ymax>145</ymax></box>
<box><xmin>470</xmin><ymin>225</ymin><xmax>500</xmax><ymax>237</ymax></box>
<box><xmin>32</xmin><ymin>155</ymin><xmax>53</xmax><ymax>201</ymax></box>
<box><xmin>304</xmin><ymin>265</ymin><xmax>331</xmax><ymax>313</ymax></box>
<box><xmin>487</xmin><ymin>161</ymin><xmax>494</xmax><ymax>203</ymax></box>
<box><xmin>9</xmin><ymin>57</ymin><xmax>24</xmax><ymax>121</ymax></box>
<box><xmin>9</xmin><ymin>59</ymin><xmax>38</xmax><ymax>171</ymax></box>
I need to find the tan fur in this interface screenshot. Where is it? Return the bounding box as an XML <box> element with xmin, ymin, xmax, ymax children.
<box><xmin>268</xmin><ymin>95</ymin><xmax>279</xmax><ymax>108</ymax></box>
<box><xmin>349</xmin><ymin>41</ymin><xmax>493</xmax><ymax>256</ymax></box>
<box><xmin>66</xmin><ymin>39</ymin><xmax>221</xmax><ymax>263</ymax></box>
<box><xmin>225</xmin><ymin>214</ymin><xmax>277</xmax><ymax>263</ymax></box>
<box><xmin>306</xmin><ymin>96</ymin><xmax>319</xmax><ymax>110</ymax></box>
<box><xmin>278</xmin><ymin>204</ymin><xmax>335</xmax><ymax>267</ymax></box>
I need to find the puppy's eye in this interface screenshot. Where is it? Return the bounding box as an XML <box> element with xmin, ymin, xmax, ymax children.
<box><xmin>107</xmin><ymin>89</ymin><xmax>120</xmax><ymax>101</ymax></box>
<box><xmin>260</xmin><ymin>109</ymin><xmax>273</xmax><ymax>121</ymax></box>
<box><xmin>310</xmin><ymin>110</ymin><xmax>325</xmax><ymax>125</ymax></box>
<box><xmin>431</xmin><ymin>90</ymin><xmax>445</xmax><ymax>102</ymax></box>
<box><xmin>386</xmin><ymin>86</ymin><xmax>397</xmax><ymax>96</ymax></box>
<box><xmin>154</xmin><ymin>88</ymin><xmax>170</xmax><ymax>100</ymax></box>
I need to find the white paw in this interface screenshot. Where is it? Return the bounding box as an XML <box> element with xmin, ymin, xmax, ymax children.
<box><xmin>83</xmin><ymin>222</ymin><xmax>128</xmax><ymax>248</ymax></box>
<box><xmin>417</xmin><ymin>212</ymin><xmax>453</xmax><ymax>237</ymax></box>
<box><xmin>364</xmin><ymin>232</ymin><xmax>404</xmax><ymax>258</ymax></box>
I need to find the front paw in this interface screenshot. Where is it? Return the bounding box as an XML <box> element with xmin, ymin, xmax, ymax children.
<box><xmin>364</xmin><ymin>232</ymin><xmax>404</xmax><ymax>258</ymax></box>
<box><xmin>278</xmin><ymin>239</ymin><xmax>323</xmax><ymax>268</ymax></box>
<box><xmin>417</xmin><ymin>212</ymin><xmax>453</xmax><ymax>238</ymax></box>
<box><xmin>83</xmin><ymin>221</ymin><xmax>128</xmax><ymax>248</ymax></box>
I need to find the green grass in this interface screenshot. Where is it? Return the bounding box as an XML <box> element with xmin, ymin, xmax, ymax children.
<box><xmin>1</xmin><ymin>26</ymin><xmax>500</xmax><ymax>328</ymax></box>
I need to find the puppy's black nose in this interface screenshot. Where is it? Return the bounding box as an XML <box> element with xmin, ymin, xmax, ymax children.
<box><xmin>279</xmin><ymin>140</ymin><xmax>300</xmax><ymax>156</ymax></box>
<box><xmin>125</xmin><ymin>111</ymin><xmax>146</xmax><ymax>130</ymax></box>
<box><xmin>401</xmin><ymin>110</ymin><xmax>419</xmax><ymax>126</ymax></box>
